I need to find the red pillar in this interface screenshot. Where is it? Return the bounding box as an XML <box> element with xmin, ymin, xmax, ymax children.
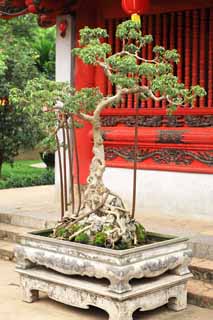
<box><xmin>74</xmin><ymin>1</ymin><xmax>98</xmax><ymax>185</ymax></box>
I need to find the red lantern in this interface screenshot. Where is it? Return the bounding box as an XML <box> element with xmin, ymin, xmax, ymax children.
<box><xmin>121</xmin><ymin>0</ymin><xmax>150</xmax><ymax>15</ymax></box>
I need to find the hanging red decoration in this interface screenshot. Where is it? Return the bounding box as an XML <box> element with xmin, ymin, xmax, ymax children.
<box><xmin>121</xmin><ymin>0</ymin><xmax>150</xmax><ymax>23</ymax></box>
<box><xmin>59</xmin><ymin>19</ymin><xmax>68</xmax><ymax>38</ymax></box>
<box><xmin>0</xmin><ymin>0</ymin><xmax>78</xmax><ymax>27</ymax></box>
<box><xmin>122</xmin><ymin>0</ymin><xmax>150</xmax><ymax>14</ymax></box>
<box><xmin>0</xmin><ymin>0</ymin><xmax>25</xmax><ymax>6</ymax></box>
<box><xmin>0</xmin><ymin>0</ymin><xmax>26</xmax><ymax>19</ymax></box>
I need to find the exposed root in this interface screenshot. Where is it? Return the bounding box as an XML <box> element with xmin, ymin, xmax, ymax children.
<box><xmin>52</xmin><ymin>119</ymin><xmax>146</xmax><ymax>249</ymax></box>
<box><xmin>52</xmin><ymin>190</ymin><xmax>146</xmax><ymax>249</ymax></box>
<box><xmin>69</xmin><ymin>225</ymin><xmax>91</xmax><ymax>241</ymax></box>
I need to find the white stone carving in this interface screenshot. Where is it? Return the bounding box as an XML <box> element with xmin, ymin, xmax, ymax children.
<box><xmin>17</xmin><ymin>267</ymin><xmax>191</xmax><ymax>320</ymax></box>
<box><xmin>15</xmin><ymin>230</ymin><xmax>192</xmax><ymax>294</ymax></box>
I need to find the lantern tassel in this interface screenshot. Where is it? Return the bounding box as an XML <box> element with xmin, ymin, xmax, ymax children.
<box><xmin>131</xmin><ymin>13</ymin><xmax>141</xmax><ymax>24</ymax></box>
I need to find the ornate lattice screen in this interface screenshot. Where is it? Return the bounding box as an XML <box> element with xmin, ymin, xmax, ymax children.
<box><xmin>99</xmin><ymin>7</ymin><xmax>213</xmax><ymax>174</ymax></box>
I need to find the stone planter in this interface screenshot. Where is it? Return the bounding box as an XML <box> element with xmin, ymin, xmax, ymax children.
<box><xmin>16</xmin><ymin>229</ymin><xmax>192</xmax><ymax>294</ymax></box>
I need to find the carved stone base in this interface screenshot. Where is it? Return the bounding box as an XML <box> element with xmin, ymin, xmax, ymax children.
<box><xmin>17</xmin><ymin>267</ymin><xmax>192</xmax><ymax>320</ymax></box>
<box><xmin>15</xmin><ymin>230</ymin><xmax>192</xmax><ymax>294</ymax></box>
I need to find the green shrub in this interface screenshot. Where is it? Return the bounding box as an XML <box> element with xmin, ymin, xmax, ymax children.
<box><xmin>75</xmin><ymin>232</ymin><xmax>89</xmax><ymax>244</ymax></box>
<box><xmin>56</xmin><ymin>227</ymin><xmax>67</xmax><ymax>237</ymax></box>
<box><xmin>0</xmin><ymin>161</ymin><xmax>54</xmax><ymax>189</ymax></box>
<box><xmin>94</xmin><ymin>232</ymin><xmax>107</xmax><ymax>247</ymax></box>
<box><xmin>136</xmin><ymin>224</ymin><xmax>146</xmax><ymax>244</ymax></box>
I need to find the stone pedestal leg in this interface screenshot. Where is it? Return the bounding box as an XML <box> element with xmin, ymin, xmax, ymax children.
<box><xmin>17</xmin><ymin>260</ymin><xmax>34</xmax><ymax>270</ymax></box>
<box><xmin>168</xmin><ymin>286</ymin><xmax>187</xmax><ymax>311</ymax></box>
<box><xmin>109</xmin><ymin>311</ymin><xmax>133</xmax><ymax>320</ymax></box>
<box><xmin>109</xmin><ymin>279</ymin><xmax>131</xmax><ymax>294</ymax></box>
<box><xmin>171</xmin><ymin>265</ymin><xmax>190</xmax><ymax>276</ymax></box>
<box><xmin>22</xmin><ymin>287</ymin><xmax>39</xmax><ymax>303</ymax></box>
<box><xmin>108</xmin><ymin>303</ymin><xmax>133</xmax><ymax>320</ymax></box>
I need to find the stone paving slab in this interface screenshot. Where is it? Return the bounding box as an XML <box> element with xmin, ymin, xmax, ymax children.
<box><xmin>0</xmin><ymin>185</ymin><xmax>60</xmax><ymax>220</ymax></box>
<box><xmin>1</xmin><ymin>260</ymin><xmax>213</xmax><ymax>320</ymax></box>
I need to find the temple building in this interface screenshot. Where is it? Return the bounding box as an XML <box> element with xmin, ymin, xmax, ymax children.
<box><xmin>0</xmin><ymin>0</ymin><xmax>213</xmax><ymax>218</ymax></box>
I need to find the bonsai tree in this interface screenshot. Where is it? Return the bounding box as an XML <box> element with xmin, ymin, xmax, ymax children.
<box><xmin>11</xmin><ymin>20</ymin><xmax>206</xmax><ymax>249</ymax></box>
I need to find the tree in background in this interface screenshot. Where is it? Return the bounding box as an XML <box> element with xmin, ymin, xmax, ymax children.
<box><xmin>0</xmin><ymin>15</ymin><xmax>55</xmax><ymax>177</ymax></box>
<box><xmin>32</xmin><ymin>27</ymin><xmax>56</xmax><ymax>80</ymax></box>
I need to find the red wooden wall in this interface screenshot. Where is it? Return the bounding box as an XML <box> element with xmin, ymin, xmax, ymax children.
<box><xmin>75</xmin><ymin>1</ymin><xmax>213</xmax><ymax>183</ymax></box>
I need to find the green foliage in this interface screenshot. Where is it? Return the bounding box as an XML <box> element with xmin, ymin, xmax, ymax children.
<box><xmin>72</xmin><ymin>26</ymin><xmax>110</xmax><ymax>65</ymax></box>
<box><xmin>108</xmin><ymin>55</ymin><xmax>138</xmax><ymax>74</ymax></box>
<box><xmin>0</xmin><ymin>160</ymin><xmax>54</xmax><ymax>189</ymax></box>
<box><xmin>56</xmin><ymin>227</ymin><xmax>67</xmax><ymax>238</ymax></box>
<box><xmin>0</xmin><ymin>15</ymin><xmax>55</xmax><ymax>173</ymax></box>
<box><xmin>75</xmin><ymin>232</ymin><xmax>89</xmax><ymax>244</ymax></box>
<box><xmin>79</xmin><ymin>27</ymin><xmax>108</xmax><ymax>46</ymax></box>
<box><xmin>10</xmin><ymin>78</ymin><xmax>104</xmax><ymax>148</ymax></box>
<box><xmin>10</xmin><ymin>77</ymin><xmax>72</xmax><ymax>155</ymax></box>
<box><xmin>32</xmin><ymin>27</ymin><xmax>56</xmax><ymax>79</ymax></box>
<box><xmin>37</xmin><ymin>135</ymin><xmax>56</xmax><ymax>153</ymax></box>
<box><xmin>68</xmin><ymin>224</ymin><xmax>81</xmax><ymax>234</ymax></box>
<box><xmin>93</xmin><ymin>232</ymin><xmax>107</xmax><ymax>247</ymax></box>
<box><xmin>73</xmin><ymin>20</ymin><xmax>206</xmax><ymax>110</ymax></box>
<box><xmin>0</xmin><ymin>16</ymin><xmax>39</xmax><ymax>97</ymax></box>
<box><xmin>0</xmin><ymin>104</ymin><xmax>40</xmax><ymax>174</ymax></box>
<box><xmin>12</xmin><ymin>19</ymin><xmax>206</xmax><ymax>129</ymax></box>
<box><xmin>116</xmin><ymin>20</ymin><xmax>142</xmax><ymax>41</ymax></box>
<box><xmin>136</xmin><ymin>224</ymin><xmax>146</xmax><ymax>244</ymax></box>
<box><xmin>10</xmin><ymin>19</ymin><xmax>206</xmax><ymax>183</ymax></box>
<box><xmin>63</xmin><ymin>87</ymin><xmax>103</xmax><ymax>114</ymax></box>
<box><xmin>73</xmin><ymin>43</ymin><xmax>111</xmax><ymax>65</ymax></box>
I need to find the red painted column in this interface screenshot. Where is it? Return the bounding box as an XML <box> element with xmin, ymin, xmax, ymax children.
<box><xmin>141</xmin><ymin>15</ymin><xmax>148</xmax><ymax>108</ymax></box>
<box><xmin>200</xmin><ymin>8</ymin><xmax>206</xmax><ymax>107</ymax></box>
<box><xmin>94</xmin><ymin>10</ymin><xmax>107</xmax><ymax>96</ymax></box>
<box><xmin>147</xmin><ymin>14</ymin><xmax>154</xmax><ymax>108</ymax></box>
<box><xmin>155</xmin><ymin>14</ymin><xmax>161</xmax><ymax>108</ymax></box>
<box><xmin>169</xmin><ymin>12</ymin><xmax>175</xmax><ymax>49</ymax></box>
<box><xmin>162</xmin><ymin>13</ymin><xmax>168</xmax><ymax>109</ymax></box>
<box><xmin>208</xmin><ymin>8</ymin><xmax>213</xmax><ymax>108</ymax></box>
<box><xmin>177</xmin><ymin>11</ymin><xmax>183</xmax><ymax>83</ymax></box>
<box><xmin>185</xmin><ymin>11</ymin><xmax>191</xmax><ymax>108</ymax></box>
<box><xmin>192</xmin><ymin>9</ymin><xmax>199</xmax><ymax>107</ymax></box>
<box><xmin>115</xmin><ymin>19</ymin><xmax>123</xmax><ymax>108</ymax></box>
<box><xmin>74</xmin><ymin>1</ymin><xmax>97</xmax><ymax>185</ymax></box>
<box><xmin>107</xmin><ymin>19</ymin><xmax>113</xmax><ymax>100</ymax></box>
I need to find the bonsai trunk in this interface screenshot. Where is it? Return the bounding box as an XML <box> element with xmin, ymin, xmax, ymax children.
<box><xmin>83</xmin><ymin>117</ymin><xmax>108</xmax><ymax>212</ymax></box>
<box><xmin>54</xmin><ymin>114</ymin><xmax>145</xmax><ymax>248</ymax></box>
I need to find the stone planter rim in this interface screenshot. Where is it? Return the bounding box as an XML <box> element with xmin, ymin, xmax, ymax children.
<box><xmin>22</xmin><ymin>228</ymin><xmax>189</xmax><ymax>256</ymax></box>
